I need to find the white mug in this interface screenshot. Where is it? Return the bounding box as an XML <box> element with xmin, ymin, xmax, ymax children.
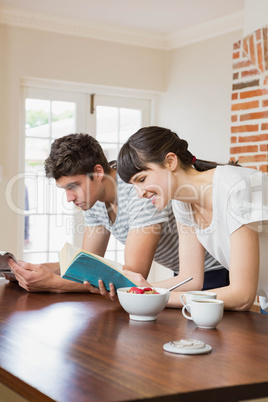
<box><xmin>182</xmin><ymin>299</ymin><xmax>224</xmax><ymax>329</ymax></box>
<box><xmin>180</xmin><ymin>290</ymin><xmax>217</xmax><ymax>313</ymax></box>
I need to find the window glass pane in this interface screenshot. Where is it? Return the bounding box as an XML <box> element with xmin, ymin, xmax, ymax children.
<box><xmin>96</xmin><ymin>106</ymin><xmax>118</xmax><ymax>143</ymax></box>
<box><xmin>23</xmin><ymin>252</ymin><xmax>58</xmax><ymax>263</ymax></box>
<box><xmin>101</xmin><ymin>143</ymin><xmax>119</xmax><ymax>162</ymax></box>
<box><xmin>119</xmin><ymin>108</ymin><xmax>142</xmax><ymax>143</ymax></box>
<box><xmin>25</xmin><ymin>138</ymin><xmax>51</xmax><ymax>161</ymax></box>
<box><xmin>25</xmin><ymin>215</ymin><xmax>48</xmax><ymax>251</ymax></box>
<box><xmin>116</xmin><ymin>251</ymin><xmax>124</xmax><ymax>265</ymax></box>
<box><xmin>25</xmin><ymin>173</ymin><xmax>48</xmax><ymax>215</ymax></box>
<box><xmin>105</xmin><ymin>250</ymin><xmax>116</xmax><ymax>262</ymax></box>
<box><xmin>49</xmin><ymin>214</ymin><xmax>74</xmax><ymax>251</ymax></box>
<box><xmin>48</xmin><ymin>252</ymin><xmax>59</xmax><ymax>262</ymax></box>
<box><xmin>51</xmin><ymin>101</ymin><xmax>75</xmax><ymax>139</ymax></box>
<box><xmin>24</xmin><ymin>97</ymin><xmax>76</xmax><ymax>262</ymax></box>
<box><xmin>25</xmin><ymin>99</ymin><xmax>50</xmax><ymax>138</ymax></box>
<box><xmin>23</xmin><ymin>253</ymin><xmax>48</xmax><ymax>264</ymax></box>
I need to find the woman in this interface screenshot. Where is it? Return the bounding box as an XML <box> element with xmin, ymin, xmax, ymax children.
<box><xmin>116</xmin><ymin>126</ymin><xmax>268</xmax><ymax>312</ymax></box>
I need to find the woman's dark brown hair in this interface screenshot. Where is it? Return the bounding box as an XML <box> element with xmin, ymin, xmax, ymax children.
<box><xmin>117</xmin><ymin>126</ymin><xmax>222</xmax><ymax>183</ymax></box>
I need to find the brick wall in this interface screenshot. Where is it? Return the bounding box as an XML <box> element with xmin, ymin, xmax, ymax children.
<box><xmin>230</xmin><ymin>25</ymin><xmax>268</xmax><ymax>173</ymax></box>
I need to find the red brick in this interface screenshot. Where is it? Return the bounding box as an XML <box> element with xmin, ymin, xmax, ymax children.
<box><xmin>260</xmin><ymin>144</ymin><xmax>268</xmax><ymax>152</ymax></box>
<box><xmin>249</xmin><ymin>35</ymin><xmax>256</xmax><ymax>65</ymax></box>
<box><xmin>233</xmin><ymin>79</ymin><xmax>259</xmax><ymax>91</ymax></box>
<box><xmin>240</xmin><ymin>89</ymin><xmax>268</xmax><ymax>99</ymax></box>
<box><xmin>231</xmin><ymin>101</ymin><xmax>259</xmax><ymax>111</ymax></box>
<box><xmin>233</xmin><ymin>72</ymin><xmax>239</xmax><ymax>80</ymax></box>
<box><xmin>264</xmin><ymin>76</ymin><xmax>268</xmax><ymax>86</ymax></box>
<box><xmin>257</xmin><ymin>42</ymin><xmax>264</xmax><ymax>72</ymax></box>
<box><xmin>230</xmin><ymin>145</ymin><xmax>258</xmax><ymax>154</ymax></box>
<box><xmin>240</xmin><ymin>111</ymin><xmax>268</xmax><ymax>121</ymax></box>
<box><xmin>231</xmin><ymin>136</ymin><xmax>237</xmax><ymax>143</ymax></box>
<box><xmin>233</xmin><ymin>60</ymin><xmax>254</xmax><ymax>70</ymax></box>
<box><xmin>233</xmin><ymin>41</ymin><xmax>241</xmax><ymax>50</ymax></box>
<box><xmin>232</xmin><ymin>93</ymin><xmax>238</xmax><ymax>100</ymax></box>
<box><xmin>241</xmin><ymin>69</ymin><xmax>260</xmax><ymax>78</ymax></box>
<box><xmin>260</xmin><ymin>165</ymin><xmax>268</xmax><ymax>173</ymax></box>
<box><xmin>256</xmin><ymin>29</ymin><xmax>262</xmax><ymax>41</ymax></box>
<box><xmin>243</xmin><ymin>38</ymin><xmax>248</xmax><ymax>53</ymax></box>
<box><xmin>246</xmin><ymin>165</ymin><xmax>258</xmax><ymax>170</ymax></box>
<box><xmin>238</xmin><ymin>154</ymin><xmax>267</xmax><ymax>163</ymax></box>
<box><xmin>263</xmin><ymin>99</ymin><xmax>268</xmax><ymax>107</ymax></box>
<box><xmin>261</xmin><ymin>123</ymin><xmax>268</xmax><ymax>130</ymax></box>
<box><xmin>231</xmin><ymin>115</ymin><xmax>238</xmax><ymax>122</ymax></box>
<box><xmin>238</xmin><ymin>134</ymin><xmax>268</xmax><ymax>142</ymax></box>
<box><xmin>263</xmin><ymin>28</ymin><xmax>268</xmax><ymax>71</ymax></box>
<box><xmin>233</xmin><ymin>52</ymin><xmax>240</xmax><ymax>59</ymax></box>
<box><xmin>231</xmin><ymin>125</ymin><xmax>258</xmax><ymax>133</ymax></box>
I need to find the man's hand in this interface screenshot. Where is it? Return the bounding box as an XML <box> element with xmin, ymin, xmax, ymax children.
<box><xmin>7</xmin><ymin>259</ymin><xmax>89</xmax><ymax>293</ymax></box>
<box><xmin>7</xmin><ymin>259</ymin><xmax>62</xmax><ymax>292</ymax></box>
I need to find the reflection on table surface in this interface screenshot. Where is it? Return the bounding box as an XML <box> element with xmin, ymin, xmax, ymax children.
<box><xmin>0</xmin><ymin>279</ymin><xmax>268</xmax><ymax>402</ymax></box>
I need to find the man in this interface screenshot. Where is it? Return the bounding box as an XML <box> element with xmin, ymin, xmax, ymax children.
<box><xmin>8</xmin><ymin>133</ymin><xmax>223</xmax><ymax>293</ymax></box>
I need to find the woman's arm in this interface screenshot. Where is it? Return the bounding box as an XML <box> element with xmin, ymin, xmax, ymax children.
<box><xmin>207</xmin><ymin>225</ymin><xmax>259</xmax><ymax>311</ymax></box>
<box><xmin>122</xmin><ymin>223</ymin><xmax>206</xmax><ymax>307</ymax></box>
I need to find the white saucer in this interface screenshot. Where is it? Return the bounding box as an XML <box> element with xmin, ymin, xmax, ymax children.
<box><xmin>163</xmin><ymin>339</ymin><xmax>212</xmax><ymax>355</ymax></box>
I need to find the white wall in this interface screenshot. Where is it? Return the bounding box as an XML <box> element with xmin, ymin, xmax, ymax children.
<box><xmin>157</xmin><ymin>30</ymin><xmax>242</xmax><ymax>164</ymax></box>
<box><xmin>0</xmin><ymin>24</ymin><xmax>166</xmax><ymax>255</ymax></box>
<box><xmin>244</xmin><ymin>0</ymin><xmax>268</xmax><ymax>36</ymax></box>
<box><xmin>0</xmin><ymin>19</ymin><xmax>253</xmax><ymax>258</ymax></box>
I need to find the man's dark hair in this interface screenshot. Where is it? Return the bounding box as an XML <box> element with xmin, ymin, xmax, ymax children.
<box><xmin>45</xmin><ymin>133</ymin><xmax>110</xmax><ymax>180</ymax></box>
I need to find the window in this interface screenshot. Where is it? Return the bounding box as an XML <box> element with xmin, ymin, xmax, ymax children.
<box><xmin>93</xmin><ymin>95</ymin><xmax>151</xmax><ymax>262</ymax></box>
<box><xmin>22</xmin><ymin>82</ymin><xmax>153</xmax><ymax>264</ymax></box>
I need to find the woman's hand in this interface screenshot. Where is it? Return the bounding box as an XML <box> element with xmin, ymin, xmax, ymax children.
<box><xmin>123</xmin><ymin>270</ymin><xmax>151</xmax><ymax>287</ymax></box>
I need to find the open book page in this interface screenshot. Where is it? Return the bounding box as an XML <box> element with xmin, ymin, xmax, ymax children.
<box><xmin>59</xmin><ymin>242</ymin><xmax>123</xmax><ymax>276</ymax></box>
<box><xmin>59</xmin><ymin>242</ymin><xmax>136</xmax><ymax>291</ymax></box>
<box><xmin>59</xmin><ymin>243</ymin><xmax>80</xmax><ymax>276</ymax></box>
<box><xmin>0</xmin><ymin>252</ymin><xmax>18</xmax><ymax>279</ymax></box>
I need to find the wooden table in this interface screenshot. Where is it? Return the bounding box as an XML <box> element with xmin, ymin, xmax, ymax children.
<box><xmin>1</xmin><ymin>279</ymin><xmax>268</xmax><ymax>402</ymax></box>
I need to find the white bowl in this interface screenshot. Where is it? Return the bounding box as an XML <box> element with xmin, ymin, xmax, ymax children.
<box><xmin>117</xmin><ymin>287</ymin><xmax>170</xmax><ymax>321</ymax></box>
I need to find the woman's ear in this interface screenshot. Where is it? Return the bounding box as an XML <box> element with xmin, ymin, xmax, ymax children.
<box><xmin>93</xmin><ymin>164</ymin><xmax>105</xmax><ymax>180</ymax></box>
<box><xmin>165</xmin><ymin>153</ymin><xmax>178</xmax><ymax>171</ymax></box>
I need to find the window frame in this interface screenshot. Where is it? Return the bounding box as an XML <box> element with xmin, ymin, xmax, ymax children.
<box><xmin>19</xmin><ymin>78</ymin><xmax>158</xmax><ymax>262</ymax></box>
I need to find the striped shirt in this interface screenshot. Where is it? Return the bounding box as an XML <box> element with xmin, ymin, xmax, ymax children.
<box><xmin>83</xmin><ymin>174</ymin><xmax>179</xmax><ymax>272</ymax></box>
<box><xmin>83</xmin><ymin>174</ymin><xmax>223</xmax><ymax>274</ymax></box>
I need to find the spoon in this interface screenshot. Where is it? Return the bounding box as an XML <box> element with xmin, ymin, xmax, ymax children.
<box><xmin>162</xmin><ymin>277</ymin><xmax>193</xmax><ymax>294</ymax></box>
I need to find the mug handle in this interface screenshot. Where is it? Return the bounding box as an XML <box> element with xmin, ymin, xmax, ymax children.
<box><xmin>180</xmin><ymin>294</ymin><xmax>186</xmax><ymax>306</ymax></box>
<box><xmin>182</xmin><ymin>305</ymin><xmax>193</xmax><ymax>320</ymax></box>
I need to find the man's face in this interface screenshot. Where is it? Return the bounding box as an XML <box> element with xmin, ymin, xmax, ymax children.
<box><xmin>56</xmin><ymin>174</ymin><xmax>99</xmax><ymax>211</ymax></box>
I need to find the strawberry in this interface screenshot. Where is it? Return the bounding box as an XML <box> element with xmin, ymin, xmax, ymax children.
<box><xmin>143</xmin><ymin>287</ymin><xmax>153</xmax><ymax>292</ymax></box>
<box><xmin>128</xmin><ymin>287</ymin><xmax>144</xmax><ymax>294</ymax></box>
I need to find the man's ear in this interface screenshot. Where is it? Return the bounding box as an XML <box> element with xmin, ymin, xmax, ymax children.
<box><xmin>93</xmin><ymin>164</ymin><xmax>105</xmax><ymax>180</ymax></box>
<box><xmin>165</xmin><ymin>153</ymin><xmax>178</xmax><ymax>171</ymax></box>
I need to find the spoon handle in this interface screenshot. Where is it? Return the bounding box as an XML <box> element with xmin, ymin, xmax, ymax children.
<box><xmin>167</xmin><ymin>277</ymin><xmax>193</xmax><ymax>292</ymax></box>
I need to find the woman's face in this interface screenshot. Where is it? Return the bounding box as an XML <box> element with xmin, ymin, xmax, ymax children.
<box><xmin>130</xmin><ymin>163</ymin><xmax>174</xmax><ymax>210</ymax></box>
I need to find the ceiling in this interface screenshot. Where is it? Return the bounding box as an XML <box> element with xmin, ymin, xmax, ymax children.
<box><xmin>0</xmin><ymin>0</ymin><xmax>245</xmax><ymax>34</ymax></box>
<box><xmin>0</xmin><ymin>0</ymin><xmax>245</xmax><ymax>49</ymax></box>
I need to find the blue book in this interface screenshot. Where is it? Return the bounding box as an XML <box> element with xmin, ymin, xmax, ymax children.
<box><xmin>59</xmin><ymin>242</ymin><xmax>137</xmax><ymax>291</ymax></box>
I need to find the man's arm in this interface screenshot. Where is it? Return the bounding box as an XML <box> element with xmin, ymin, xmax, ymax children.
<box><xmin>7</xmin><ymin>259</ymin><xmax>90</xmax><ymax>293</ymax></box>
<box><xmin>82</xmin><ymin>225</ymin><xmax>110</xmax><ymax>256</ymax></box>
<box><xmin>123</xmin><ymin>224</ymin><xmax>162</xmax><ymax>279</ymax></box>
<box><xmin>7</xmin><ymin>225</ymin><xmax>111</xmax><ymax>293</ymax></box>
